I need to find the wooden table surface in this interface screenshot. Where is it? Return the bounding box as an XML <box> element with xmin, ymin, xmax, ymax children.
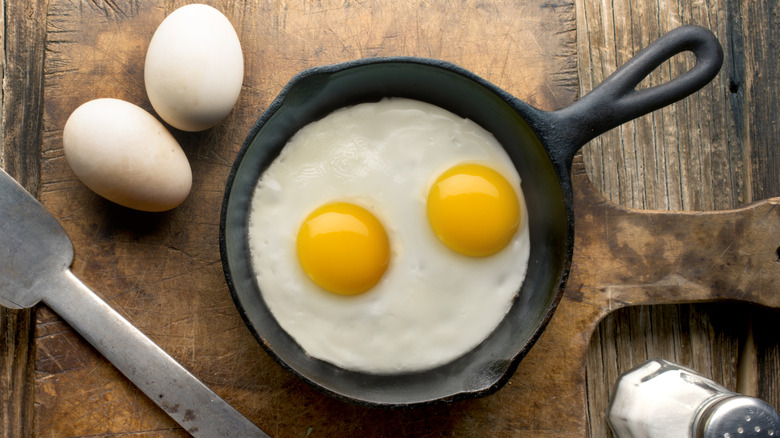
<box><xmin>1</xmin><ymin>0</ymin><xmax>778</xmax><ymax>437</ymax></box>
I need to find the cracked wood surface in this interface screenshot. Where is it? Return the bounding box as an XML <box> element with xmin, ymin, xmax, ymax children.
<box><xmin>578</xmin><ymin>1</ymin><xmax>780</xmax><ymax>436</ymax></box>
<box><xmin>34</xmin><ymin>1</ymin><xmax>580</xmax><ymax>436</ymax></box>
<box><xmin>0</xmin><ymin>0</ymin><xmax>48</xmax><ymax>437</ymax></box>
<box><xmin>1</xmin><ymin>0</ymin><xmax>778</xmax><ymax>436</ymax></box>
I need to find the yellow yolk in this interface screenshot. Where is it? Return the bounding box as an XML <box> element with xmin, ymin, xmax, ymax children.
<box><xmin>427</xmin><ymin>164</ymin><xmax>521</xmax><ymax>257</ymax></box>
<box><xmin>296</xmin><ymin>202</ymin><xmax>390</xmax><ymax>295</ymax></box>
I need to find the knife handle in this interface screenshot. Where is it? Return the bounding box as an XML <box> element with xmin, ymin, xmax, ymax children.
<box><xmin>41</xmin><ymin>269</ymin><xmax>269</xmax><ymax>438</ymax></box>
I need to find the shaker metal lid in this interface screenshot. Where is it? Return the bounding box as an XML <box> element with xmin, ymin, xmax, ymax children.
<box><xmin>697</xmin><ymin>395</ymin><xmax>780</xmax><ymax>438</ymax></box>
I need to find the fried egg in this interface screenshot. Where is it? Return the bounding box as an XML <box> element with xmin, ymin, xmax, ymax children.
<box><xmin>247</xmin><ymin>98</ymin><xmax>530</xmax><ymax>373</ymax></box>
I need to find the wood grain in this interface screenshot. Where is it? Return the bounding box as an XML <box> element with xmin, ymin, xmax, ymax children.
<box><xmin>0</xmin><ymin>0</ymin><xmax>49</xmax><ymax>436</ymax></box>
<box><xmin>1</xmin><ymin>0</ymin><xmax>773</xmax><ymax>436</ymax></box>
<box><xmin>576</xmin><ymin>0</ymin><xmax>780</xmax><ymax>436</ymax></box>
<box><xmin>35</xmin><ymin>1</ymin><xmax>578</xmax><ymax>436</ymax></box>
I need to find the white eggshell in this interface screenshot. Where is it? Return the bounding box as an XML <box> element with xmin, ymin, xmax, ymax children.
<box><xmin>144</xmin><ymin>4</ymin><xmax>244</xmax><ymax>132</ymax></box>
<box><xmin>63</xmin><ymin>98</ymin><xmax>192</xmax><ymax>212</ymax></box>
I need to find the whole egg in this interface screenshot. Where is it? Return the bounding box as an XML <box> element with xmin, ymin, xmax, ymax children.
<box><xmin>62</xmin><ymin>98</ymin><xmax>192</xmax><ymax>212</ymax></box>
<box><xmin>144</xmin><ymin>4</ymin><xmax>244</xmax><ymax>132</ymax></box>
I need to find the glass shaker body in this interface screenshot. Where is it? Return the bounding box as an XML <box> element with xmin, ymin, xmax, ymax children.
<box><xmin>607</xmin><ymin>358</ymin><xmax>780</xmax><ymax>438</ymax></box>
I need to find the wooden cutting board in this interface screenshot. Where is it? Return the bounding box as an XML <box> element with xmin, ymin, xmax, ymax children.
<box><xmin>31</xmin><ymin>0</ymin><xmax>780</xmax><ymax>436</ymax></box>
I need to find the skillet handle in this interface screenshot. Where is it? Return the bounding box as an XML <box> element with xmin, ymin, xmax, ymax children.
<box><xmin>546</xmin><ymin>25</ymin><xmax>723</xmax><ymax>168</ymax></box>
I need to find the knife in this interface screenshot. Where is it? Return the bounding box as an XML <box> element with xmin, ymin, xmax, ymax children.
<box><xmin>0</xmin><ymin>167</ymin><xmax>269</xmax><ymax>437</ymax></box>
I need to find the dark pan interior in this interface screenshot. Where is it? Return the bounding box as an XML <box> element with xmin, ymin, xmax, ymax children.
<box><xmin>221</xmin><ymin>58</ymin><xmax>571</xmax><ymax>406</ymax></box>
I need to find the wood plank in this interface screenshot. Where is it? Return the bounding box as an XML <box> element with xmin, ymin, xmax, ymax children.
<box><xmin>15</xmin><ymin>0</ymin><xmax>777</xmax><ymax>436</ymax></box>
<box><xmin>35</xmin><ymin>1</ymin><xmax>579</xmax><ymax>435</ymax></box>
<box><xmin>0</xmin><ymin>0</ymin><xmax>49</xmax><ymax>436</ymax></box>
<box><xmin>570</xmin><ymin>170</ymin><xmax>779</xmax><ymax>437</ymax></box>
<box><xmin>576</xmin><ymin>0</ymin><xmax>780</xmax><ymax>436</ymax></box>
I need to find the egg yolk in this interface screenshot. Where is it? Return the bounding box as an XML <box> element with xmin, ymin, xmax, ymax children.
<box><xmin>427</xmin><ymin>164</ymin><xmax>521</xmax><ymax>257</ymax></box>
<box><xmin>297</xmin><ymin>202</ymin><xmax>390</xmax><ymax>295</ymax></box>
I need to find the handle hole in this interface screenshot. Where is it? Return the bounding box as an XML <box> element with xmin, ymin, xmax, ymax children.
<box><xmin>776</xmin><ymin>246</ymin><xmax>780</xmax><ymax>262</ymax></box>
<box><xmin>634</xmin><ymin>52</ymin><xmax>697</xmax><ymax>91</ymax></box>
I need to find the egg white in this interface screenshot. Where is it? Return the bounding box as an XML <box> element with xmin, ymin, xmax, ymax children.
<box><xmin>248</xmin><ymin>98</ymin><xmax>530</xmax><ymax>373</ymax></box>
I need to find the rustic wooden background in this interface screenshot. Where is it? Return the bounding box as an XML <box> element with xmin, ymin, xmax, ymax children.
<box><xmin>577</xmin><ymin>0</ymin><xmax>780</xmax><ymax>436</ymax></box>
<box><xmin>0</xmin><ymin>0</ymin><xmax>777</xmax><ymax>437</ymax></box>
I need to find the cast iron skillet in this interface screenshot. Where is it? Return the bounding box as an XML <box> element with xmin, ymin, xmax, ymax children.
<box><xmin>220</xmin><ymin>25</ymin><xmax>723</xmax><ymax>406</ymax></box>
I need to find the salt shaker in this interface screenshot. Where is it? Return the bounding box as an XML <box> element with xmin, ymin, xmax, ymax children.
<box><xmin>607</xmin><ymin>358</ymin><xmax>780</xmax><ymax>438</ymax></box>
